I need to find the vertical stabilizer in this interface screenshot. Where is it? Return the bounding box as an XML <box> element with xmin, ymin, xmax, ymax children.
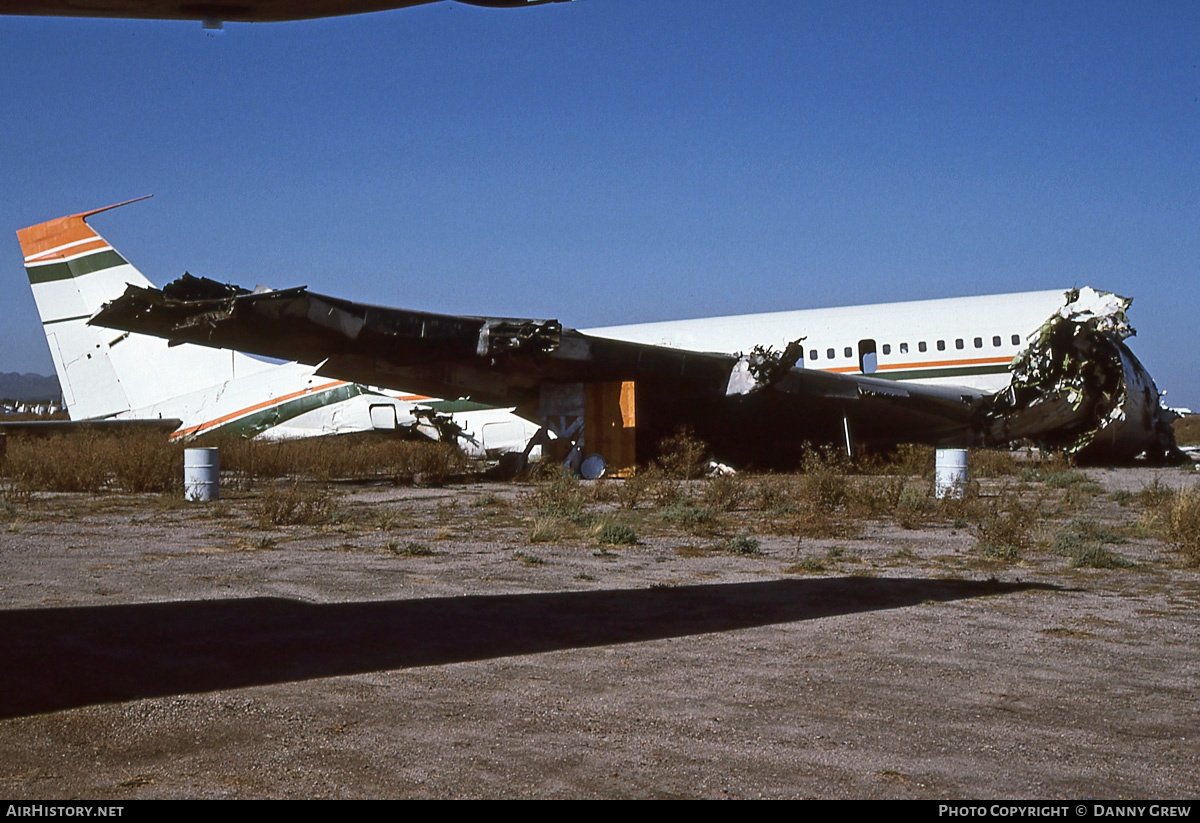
<box><xmin>18</xmin><ymin>199</ymin><xmax>270</xmax><ymax>420</ymax></box>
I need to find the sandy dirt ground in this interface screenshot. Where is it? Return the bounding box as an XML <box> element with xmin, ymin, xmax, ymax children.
<box><xmin>1</xmin><ymin>466</ymin><xmax>1197</xmax><ymax>799</ymax></box>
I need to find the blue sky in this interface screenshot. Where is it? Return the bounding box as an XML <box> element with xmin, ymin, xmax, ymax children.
<box><xmin>2</xmin><ymin>0</ymin><xmax>1197</xmax><ymax>407</ymax></box>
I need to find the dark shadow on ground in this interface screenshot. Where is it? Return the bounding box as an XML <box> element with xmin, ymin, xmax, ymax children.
<box><xmin>0</xmin><ymin>576</ymin><xmax>1058</xmax><ymax>718</ymax></box>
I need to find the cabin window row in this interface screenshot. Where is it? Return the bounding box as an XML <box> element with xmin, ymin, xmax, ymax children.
<box><xmin>807</xmin><ymin>333</ymin><xmax>1022</xmax><ymax>361</ymax></box>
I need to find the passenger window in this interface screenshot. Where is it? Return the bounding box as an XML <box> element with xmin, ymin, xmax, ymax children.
<box><xmin>918</xmin><ymin>341</ymin><xmax>927</xmax><ymax>353</ymax></box>
<box><xmin>844</xmin><ymin>347</ymin><xmax>852</xmax><ymax>358</ymax></box>
<box><xmin>937</xmin><ymin>340</ymin><xmax>946</xmax><ymax>351</ymax></box>
<box><xmin>809</xmin><ymin>349</ymin><xmax>818</xmax><ymax>361</ymax></box>
<box><xmin>992</xmin><ymin>335</ymin><xmax>1001</xmax><ymax>347</ymax></box>
<box><xmin>900</xmin><ymin>342</ymin><xmax>909</xmax><ymax>354</ymax></box>
<box><xmin>955</xmin><ymin>339</ymin><xmax>964</xmax><ymax>350</ymax></box>
<box><xmin>882</xmin><ymin>344</ymin><xmax>891</xmax><ymax>355</ymax></box>
<box><xmin>1012</xmin><ymin>334</ymin><xmax>1020</xmax><ymax>345</ymax></box>
<box><xmin>826</xmin><ymin>348</ymin><xmax>835</xmax><ymax>359</ymax></box>
<box><xmin>974</xmin><ymin>337</ymin><xmax>982</xmax><ymax>348</ymax></box>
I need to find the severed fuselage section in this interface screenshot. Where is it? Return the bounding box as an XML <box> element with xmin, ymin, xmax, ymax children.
<box><xmin>978</xmin><ymin>288</ymin><xmax>1180</xmax><ymax>464</ymax></box>
<box><xmin>90</xmin><ymin>277</ymin><xmax>1182</xmax><ymax>467</ymax></box>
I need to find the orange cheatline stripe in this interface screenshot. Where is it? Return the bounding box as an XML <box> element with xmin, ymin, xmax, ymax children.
<box><xmin>169</xmin><ymin>380</ymin><xmax>351</xmax><ymax>439</ymax></box>
<box><xmin>167</xmin><ymin>383</ymin><xmax>434</xmax><ymax>439</ymax></box>
<box><xmin>824</xmin><ymin>355</ymin><xmax>1012</xmax><ymax>375</ymax></box>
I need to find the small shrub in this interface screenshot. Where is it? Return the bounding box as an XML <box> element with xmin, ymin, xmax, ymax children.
<box><xmin>1138</xmin><ymin>476</ymin><xmax>1175</xmax><ymax>509</ymax></box>
<box><xmin>848</xmin><ymin>475</ymin><xmax>906</xmax><ymax>517</ymax></box>
<box><xmin>700</xmin><ymin>473</ymin><xmax>747</xmax><ymax>511</ymax></box>
<box><xmin>595</xmin><ymin>521</ymin><xmax>638</xmax><ymax>545</ymax></box>
<box><xmin>783</xmin><ymin>556</ymin><xmax>826</xmax><ymax>574</ymax></box>
<box><xmin>970</xmin><ymin>449</ymin><xmax>1020</xmax><ymax>478</ymax></box>
<box><xmin>532</xmin><ymin>473</ymin><xmax>588</xmax><ymax>523</ymax></box>
<box><xmin>388</xmin><ymin>540</ymin><xmax>435</xmax><ymax>556</ymax></box>
<box><xmin>723</xmin><ymin>535</ymin><xmax>761</xmax><ymax>556</ymax></box>
<box><xmin>1051</xmin><ymin>520</ymin><xmax>1133</xmax><ymax>568</ymax></box>
<box><xmin>529</xmin><ymin>516</ymin><xmax>566</xmax><ymax>543</ymax></box>
<box><xmin>660</xmin><ymin>498</ymin><xmax>722</xmax><ymax>534</ymax></box>
<box><xmin>798</xmin><ymin>447</ymin><xmax>850</xmax><ymax>508</ymax></box>
<box><xmin>654</xmin><ymin>426</ymin><xmax>710</xmax><ymax>480</ymax></box>
<box><xmin>750</xmin><ymin>476</ymin><xmax>794</xmax><ymax>514</ymax></box>
<box><xmin>514</xmin><ymin>550</ymin><xmax>546</xmax><ymax>566</ymax></box>
<box><xmin>1167</xmin><ymin>487</ymin><xmax>1200</xmax><ymax>566</ymax></box>
<box><xmin>616</xmin><ymin>470</ymin><xmax>651</xmax><ymax>510</ymax></box>
<box><xmin>253</xmin><ymin>483</ymin><xmax>339</xmax><ymax>527</ymax></box>
<box><xmin>971</xmin><ymin>490</ymin><xmax>1038</xmax><ymax>561</ymax></box>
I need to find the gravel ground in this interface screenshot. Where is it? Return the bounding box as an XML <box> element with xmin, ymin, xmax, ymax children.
<box><xmin>1</xmin><ymin>466</ymin><xmax>1197</xmax><ymax>799</ymax></box>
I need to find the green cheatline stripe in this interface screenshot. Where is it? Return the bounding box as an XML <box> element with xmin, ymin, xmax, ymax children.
<box><xmin>198</xmin><ymin>383</ymin><xmax>366</xmax><ymax>439</ymax></box>
<box><xmin>870</xmin><ymin>363</ymin><xmax>1010</xmax><ymax>381</ymax></box>
<box><xmin>43</xmin><ymin>313</ymin><xmax>92</xmax><ymax>326</ymax></box>
<box><xmin>418</xmin><ymin>399</ymin><xmax>495</xmax><ymax>413</ymax></box>
<box><xmin>26</xmin><ymin>250</ymin><xmax>128</xmax><ymax>284</ymax></box>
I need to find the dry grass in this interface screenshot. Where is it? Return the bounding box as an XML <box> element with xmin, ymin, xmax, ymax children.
<box><xmin>1163</xmin><ymin>486</ymin><xmax>1200</xmax><ymax>566</ymax></box>
<box><xmin>1</xmin><ymin>430</ymin><xmax>470</xmax><ymax>494</ymax></box>
<box><xmin>251</xmin><ymin>482</ymin><xmax>341</xmax><ymax>527</ymax></box>
<box><xmin>1171</xmin><ymin>415</ymin><xmax>1200</xmax><ymax>446</ymax></box>
<box><xmin>2</xmin><ymin>432</ymin><xmax>182</xmax><ymax>493</ymax></box>
<box><xmin>209</xmin><ymin>434</ymin><xmax>468</xmax><ymax>485</ymax></box>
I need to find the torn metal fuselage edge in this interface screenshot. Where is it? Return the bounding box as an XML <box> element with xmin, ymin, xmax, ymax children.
<box><xmin>979</xmin><ymin>288</ymin><xmax>1181</xmax><ymax>464</ymax></box>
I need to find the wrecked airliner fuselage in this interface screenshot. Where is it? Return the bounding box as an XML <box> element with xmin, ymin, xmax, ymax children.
<box><xmin>979</xmin><ymin>288</ymin><xmax>1180</xmax><ymax>464</ymax></box>
<box><xmin>90</xmin><ymin>275</ymin><xmax>1182</xmax><ymax>469</ymax></box>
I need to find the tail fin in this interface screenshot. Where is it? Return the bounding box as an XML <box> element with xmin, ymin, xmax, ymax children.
<box><xmin>17</xmin><ymin>198</ymin><xmax>268</xmax><ymax>420</ymax></box>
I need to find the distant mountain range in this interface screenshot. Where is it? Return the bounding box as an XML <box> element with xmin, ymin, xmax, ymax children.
<box><xmin>0</xmin><ymin>372</ymin><xmax>61</xmax><ymax>402</ymax></box>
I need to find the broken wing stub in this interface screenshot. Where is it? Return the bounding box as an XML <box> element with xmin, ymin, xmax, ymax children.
<box><xmin>725</xmin><ymin>340</ymin><xmax>806</xmax><ymax>396</ymax></box>
<box><xmin>982</xmin><ymin>287</ymin><xmax>1183</xmax><ymax>464</ymax></box>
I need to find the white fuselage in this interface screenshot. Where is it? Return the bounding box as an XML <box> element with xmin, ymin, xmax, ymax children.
<box><xmin>588</xmin><ymin>289</ymin><xmax>1070</xmax><ymax>395</ymax></box>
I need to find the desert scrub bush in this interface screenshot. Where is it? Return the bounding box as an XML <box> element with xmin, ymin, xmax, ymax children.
<box><xmin>531</xmin><ymin>472</ymin><xmax>589</xmax><ymax>523</ymax></box>
<box><xmin>748</xmin><ymin>475</ymin><xmax>794</xmax><ymax>514</ymax></box>
<box><xmin>855</xmin><ymin>443</ymin><xmax>933</xmax><ymax>478</ymax></box>
<box><xmin>894</xmin><ymin>484</ymin><xmax>935</xmax><ymax>529</ymax></box>
<box><xmin>2</xmin><ymin>432</ymin><xmax>183</xmax><ymax>493</ymax></box>
<box><xmin>616</xmin><ymin>469</ymin><xmax>651</xmax><ymax>509</ymax></box>
<box><xmin>623</xmin><ymin>464</ymin><xmax>683</xmax><ymax>508</ymax></box>
<box><xmin>387</xmin><ymin>540</ymin><xmax>435</xmax><ymax>556</ymax></box>
<box><xmin>654</xmin><ymin>426</ymin><xmax>710</xmax><ymax>480</ymax></box>
<box><xmin>971</xmin><ymin>490</ymin><xmax>1039</xmax><ymax>561</ymax></box>
<box><xmin>1051</xmin><ymin>519</ymin><xmax>1133</xmax><ymax>568</ymax></box>
<box><xmin>700</xmin><ymin>473</ymin><xmax>747</xmax><ymax>511</ymax></box>
<box><xmin>782</xmin><ymin>555</ymin><xmax>826</xmax><ymax>574</ymax></box>
<box><xmin>968</xmin><ymin>449</ymin><xmax>1021</xmax><ymax>478</ymax></box>
<box><xmin>798</xmin><ymin>447</ymin><xmax>850</xmax><ymax>508</ymax></box>
<box><xmin>1137</xmin><ymin>476</ymin><xmax>1175</xmax><ymax>509</ymax></box>
<box><xmin>723</xmin><ymin>534</ymin><xmax>762</xmax><ymax>556</ymax></box>
<box><xmin>848</xmin><ymin>475</ymin><xmax>906</xmax><ymax>518</ymax></box>
<box><xmin>1166</xmin><ymin>486</ymin><xmax>1200</xmax><ymax>566</ymax></box>
<box><xmin>660</xmin><ymin>498</ymin><xmax>723</xmax><ymax>535</ymax></box>
<box><xmin>253</xmin><ymin>482</ymin><xmax>340</xmax><ymax>527</ymax></box>
<box><xmin>594</xmin><ymin>520</ymin><xmax>638</xmax><ymax>545</ymax></box>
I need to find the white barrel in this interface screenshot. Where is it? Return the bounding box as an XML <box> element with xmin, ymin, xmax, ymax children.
<box><xmin>184</xmin><ymin>447</ymin><xmax>219</xmax><ymax>502</ymax></box>
<box><xmin>934</xmin><ymin>448</ymin><xmax>968</xmax><ymax>499</ymax></box>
